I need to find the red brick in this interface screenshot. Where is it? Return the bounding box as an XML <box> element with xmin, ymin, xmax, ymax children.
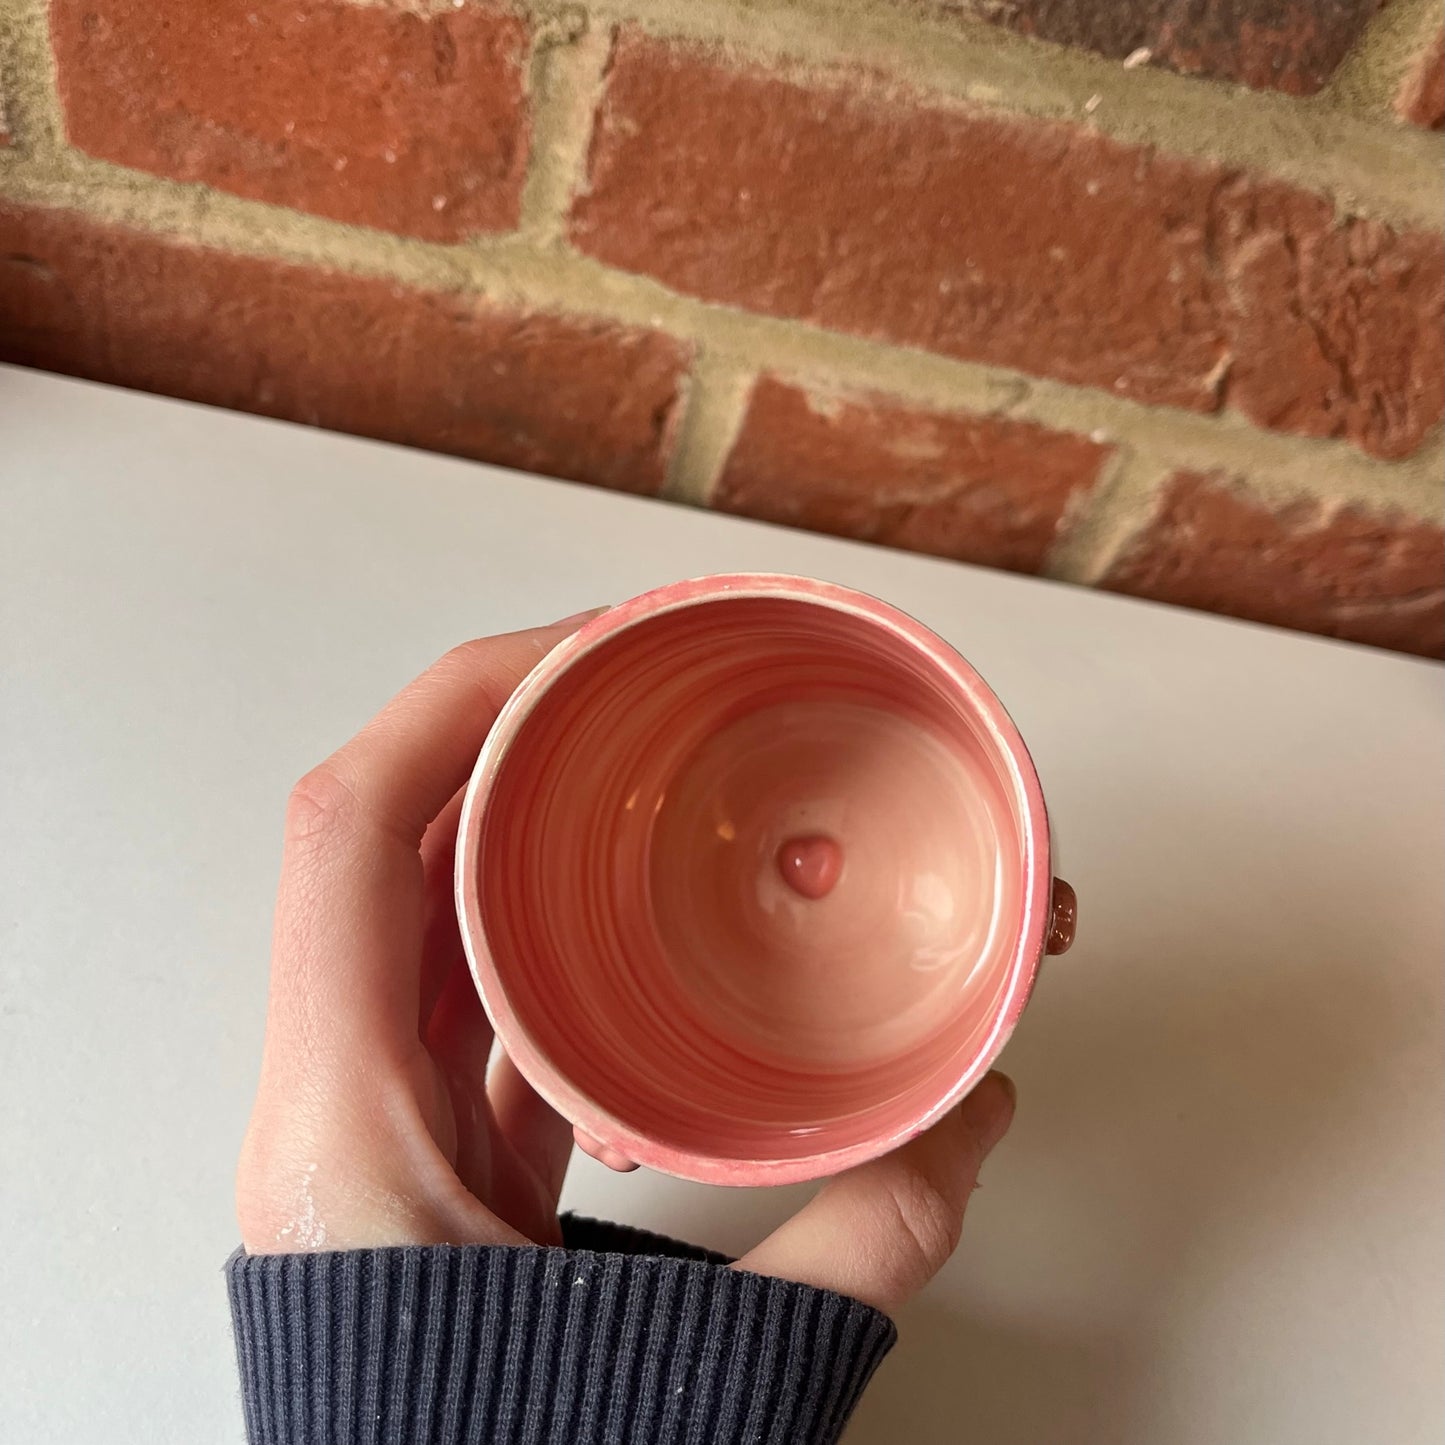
<box><xmin>49</xmin><ymin>0</ymin><xmax>530</xmax><ymax>241</ymax></box>
<box><xmin>1219</xmin><ymin>183</ymin><xmax>1444</xmax><ymax>460</ymax></box>
<box><xmin>0</xmin><ymin>202</ymin><xmax>687</xmax><ymax>493</ymax></box>
<box><xmin>714</xmin><ymin>376</ymin><xmax>1112</xmax><ymax>574</ymax></box>
<box><xmin>574</xmin><ymin>34</ymin><xmax>1225</xmax><ymax>416</ymax></box>
<box><xmin>570</xmin><ymin>33</ymin><xmax>1444</xmax><ymax>460</ymax></box>
<box><xmin>1396</xmin><ymin>29</ymin><xmax>1445</xmax><ymax>130</ymax></box>
<box><xmin>913</xmin><ymin>0</ymin><xmax>1381</xmax><ymax>96</ymax></box>
<box><xmin>1103</xmin><ymin>472</ymin><xmax>1445</xmax><ymax>658</ymax></box>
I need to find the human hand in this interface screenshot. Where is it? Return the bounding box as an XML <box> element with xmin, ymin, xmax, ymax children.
<box><xmin>235</xmin><ymin>622</ymin><xmax>1016</xmax><ymax>1315</ymax></box>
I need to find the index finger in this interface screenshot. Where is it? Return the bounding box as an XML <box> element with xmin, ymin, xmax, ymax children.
<box><xmin>298</xmin><ymin>622</ymin><xmax>595</xmax><ymax>849</ymax></box>
<box><xmin>266</xmin><ymin>617</ymin><xmax>596</xmax><ymax>1066</ymax></box>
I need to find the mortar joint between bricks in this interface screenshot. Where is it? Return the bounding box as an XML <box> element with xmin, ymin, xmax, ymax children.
<box><xmin>1319</xmin><ymin>0</ymin><xmax>1445</xmax><ymax>123</ymax></box>
<box><xmin>0</xmin><ymin>0</ymin><xmax>69</xmax><ymax>158</ymax></box>
<box><xmin>1047</xmin><ymin>453</ymin><xmax>1177</xmax><ymax>587</ymax></box>
<box><xmin>528</xmin><ymin>2</ymin><xmax>590</xmax><ymax>51</ymax></box>
<box><xmin>661</xmin><ymin>353</ymin><xmax>756</xmax><ymax>507</ymax></box>
<box><xmin>516</xmin><ymin>18</ymin><xmax>614</xmax><ymax>246</ymax></box>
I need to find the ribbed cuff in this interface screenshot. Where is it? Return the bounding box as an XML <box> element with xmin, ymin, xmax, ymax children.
<box><xmin>225</xmin><ymin>1215</ymin><xmax>896</xmax><ymax>1445</ymax></box>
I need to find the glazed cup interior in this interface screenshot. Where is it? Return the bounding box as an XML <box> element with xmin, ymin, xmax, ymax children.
<box><xmin>458</xmin><ymin>579</ymin><xmax>1049</xmax><ymax>1184</ymax></box>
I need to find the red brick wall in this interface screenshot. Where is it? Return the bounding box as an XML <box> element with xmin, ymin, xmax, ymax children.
<box><xmin>2</xmin><ymin>0</ymin><xmax>1441</xmax><ymax>656</ymax></box>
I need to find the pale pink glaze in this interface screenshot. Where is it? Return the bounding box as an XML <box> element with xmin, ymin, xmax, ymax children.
<box><xmin>776</xmin><ymin>835</ymin><xmax>844</xmax><ymax>900</ymax></box>
<box><xmin>455</xmin><ymin>575</ymin><xmax>1062</xmax><ymax>1186</ymax></box>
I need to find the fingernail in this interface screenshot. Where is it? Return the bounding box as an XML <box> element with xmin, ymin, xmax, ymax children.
<box><xmin>550</xmin><ymin>606</ymin><xmax>610</xmax><ymax>629</ymax></box>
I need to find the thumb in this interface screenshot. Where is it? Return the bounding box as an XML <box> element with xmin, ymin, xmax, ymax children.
<box><xmin>733</xmin><ymin>1072</ymin><xmax>1016</xmax><ymax>1316</ymax></box>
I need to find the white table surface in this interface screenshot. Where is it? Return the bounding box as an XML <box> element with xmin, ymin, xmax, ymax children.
<box><xmin>1</xmin><ymin>363</ymin><xmax>1441</xmax><ymax>1445</ymax></box>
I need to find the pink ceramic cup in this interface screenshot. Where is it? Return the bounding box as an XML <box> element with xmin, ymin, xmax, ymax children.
<box><xmin>455</xmin><ymin>574</ymin><xmax>1075</xmax><ymax>1187</ymax></box>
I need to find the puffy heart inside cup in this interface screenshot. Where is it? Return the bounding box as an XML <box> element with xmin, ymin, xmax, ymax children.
<box><xmin>467</xmin><ymin>588</ymin><xmax>1044</xmax><ymax>1180</ymax></box>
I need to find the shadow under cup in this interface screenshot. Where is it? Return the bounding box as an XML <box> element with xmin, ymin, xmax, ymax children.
<box><xmin>456</xmin><ymin>578</ymin><xmax>1055</xmax><ymax>1185</ymax></box>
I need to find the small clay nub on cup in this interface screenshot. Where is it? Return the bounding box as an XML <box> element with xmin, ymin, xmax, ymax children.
<box><xmin>1046</xmin><ymin>878</ymin><xmax>1077</xmax><ymax>955</ymax></box>
<box><xmin>776</xmin><ymin>834</ymin><xmax>845</xmax><ymax>900</ymax></box>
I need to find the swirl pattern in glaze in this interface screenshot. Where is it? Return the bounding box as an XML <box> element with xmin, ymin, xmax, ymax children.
<box><xmin>459</xmin><ymin>579</ymin><xmax>1051</xmax><ymax>1184</ymax></box>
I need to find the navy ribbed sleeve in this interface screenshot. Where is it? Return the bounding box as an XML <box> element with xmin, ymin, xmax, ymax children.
<box><xmin>225</xmin><ymin>1214</ymin><xmax>896</xmax><ymax>1444</ymax></box>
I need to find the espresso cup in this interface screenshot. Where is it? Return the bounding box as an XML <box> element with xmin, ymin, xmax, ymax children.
<box><xmin>455</xmin><ymin>574</ymin><xmax>1075</xmax><ymax>1186</ymax></box>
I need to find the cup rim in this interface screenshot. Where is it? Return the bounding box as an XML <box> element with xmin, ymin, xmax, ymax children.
<box><xmin>454</xmin><ymin>573</ymin><xmax>1053</xmax><ymax>1186</ymax></box>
